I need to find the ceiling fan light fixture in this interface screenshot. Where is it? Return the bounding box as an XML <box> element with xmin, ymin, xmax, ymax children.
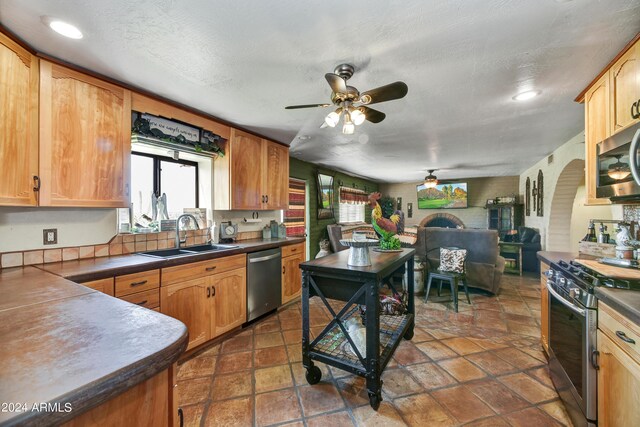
<box><xmin>342</xmin><ymin>114</ymin><xmax>355</xmax><ymax>134</ymax></box>
<box><xmin>424</xmin><ymin>170</ymin><xmax>438</xmax><ymax>188</ymax></box>
<box><xmin>351</xmin><ymin>108</ymin><xmax>366</xmax><ymax>125</ymax></box>
<box><xmin>324</xmin><ymin>109</ymin><xmax>341</xmax><ymax>128</ymax></box>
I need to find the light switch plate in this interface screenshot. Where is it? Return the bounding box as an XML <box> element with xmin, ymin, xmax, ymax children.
<box><xmin>43</xmin><ymin>229</ymin><xmax>58</xmax><ymax>245</ymax></box>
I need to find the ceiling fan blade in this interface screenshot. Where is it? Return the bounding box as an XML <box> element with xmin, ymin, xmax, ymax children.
<box><xmin>325</xmin><ymin>73</ymin><xmax>347</xmax><ymax>94</ymax></box>
<box><xmin>361</xmin><ymin>106</ymin><xmax>386</xmax><ymax>123</ymax></box>
<box><xmin>285</xmin><ymin>103</ymin><xmax>331</xmax><ymax>109</ymax></box>
<box><xmin>360</xmin><ymin>81</ymin><xmax>408</xmax><ymax>105</ymax></box>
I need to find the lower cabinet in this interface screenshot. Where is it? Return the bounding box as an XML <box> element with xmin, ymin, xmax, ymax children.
<box><xmin>282</xmin><ymin>243</ymin><xmax>305</xmax><ymax>305</ymax></box>
<box><xmin>540</xmin><ymin>261</ymin><xmax>549</xmax><ymax>354</ymax></box>
<box><xmin>597</xmin><ymin>302</ymin><xmax>640</xmax><ymax>426</ymax></box>
<box><xmin>160</xmin><ymin>254</ymin><xmax>247</xmax><ymax>351</ymax></box>
<box><xmin>597</xmin><ymin>330</ymin><xmax>640</xmax><ymax>426</ymax></box>
<box><xmin>160</xmin><ymin>278</ymin><xmax>211</xmax><ymax>350</ymax></box>
<box><xmin>82</xmin><ymin>277</ymin><xmax>115</xmax><ymax>296</ymax></box>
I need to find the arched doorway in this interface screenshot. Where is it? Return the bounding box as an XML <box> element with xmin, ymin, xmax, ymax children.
<box><xmin>547</xmin><ymin>159</ymin><xmax>585</xmax><ymax>251</ymax></box>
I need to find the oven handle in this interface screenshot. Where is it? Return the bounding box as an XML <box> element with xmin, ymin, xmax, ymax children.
<box><xmin>546</xmin><ymin>281</ymin><xmax>586</xmax><ymax>317</ymax></box>
<box><xmin>629</xmin><ymin>128</ymin><xmax>640</xmax><ymax>186</ymax></box>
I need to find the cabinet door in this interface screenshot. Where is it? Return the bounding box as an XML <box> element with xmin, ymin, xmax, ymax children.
<box><xmin>211</xmin><ymin>268</ymin><xmax>247</xmax><ymax>337</ymax></box>
<box><xmin>540</xmin><ymin>263</ymin><xmax>549</xmax><ymax>354</ymax></box>
<box><xmin>82</xmin><ymin>277</ymin><xmax>115</xmax><ymax>296</ymax></box>
<box><xmin>230</xmin><ymin>129</ymin><xmax>263</xmax><ymax>209</ymax></box>
<box><xmin>160</xmin><ymin>278</ymin><xmax>211</xmax><ymax>350</ymax></box>
<box><xmin>610</xmin><ymin>42</ymin><xmax>640</xmax><ymax>134</ymax></box>
<box><xmin>0</xmin><ymin>33</ymin><xmax>39</xmax><ymax>206</ymax></box>
<box><xmin>39</xmin><ymin>61</ymin><xmax>131</xmax><ymax>207</ymax></box>
<box><xmin>282</xmin><ymin>253</ymin><xmax>304</xmax><ymax>305</ymax></box>
<box><xmin>597</xmin><ymin>330</ymin><xmax>640</xmax><ymax>427</ymax></box>
<box><xmin>262</xmin><ymin>140</ymin><xmax>289</xmax><ymax>210</ymax></box>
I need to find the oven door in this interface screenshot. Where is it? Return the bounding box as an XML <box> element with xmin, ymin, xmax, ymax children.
<box><xmin>547</xmin><ymin>282</ymin><xmax>597</xmax><ymax>425</ymax></box>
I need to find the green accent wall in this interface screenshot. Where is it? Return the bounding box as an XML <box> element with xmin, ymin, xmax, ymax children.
<box><xmin>289</xmin><ymin>157</ymin><xmax>379</xmax><ymax>259</ymax></box>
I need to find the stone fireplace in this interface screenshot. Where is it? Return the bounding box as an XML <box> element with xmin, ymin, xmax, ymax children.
<box><xmin>419</xmin><ymin>213</ymin><xmax>465</xmax><ymax>228</ymax></box>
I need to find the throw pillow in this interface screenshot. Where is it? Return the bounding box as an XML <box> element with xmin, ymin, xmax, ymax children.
<box><xmin>440</xmin><ymin>247</ymin><xmax>467</xmax><ymax>273</ymax></box>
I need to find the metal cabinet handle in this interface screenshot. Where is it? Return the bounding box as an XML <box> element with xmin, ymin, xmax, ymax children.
<box><xmin>631</xmin><ymin>100</ymin><xmax>639</xmax><ymax>120</ymax></box>
<box><xmin>282</xmin><ymin>266</ymin><xmax>285</xmax><ymax>274</ymax></box>
<box><xmin>212</xmin><ymin>286</ymin><xmax>216</xmax><ymax>297</ymax></box>
<box><xmin>265</xmin><ymin>195</ymin><xmax>269</xmax><ymax>203</ymax></box>
<box><xmin>33</xmin><ymin>175</ymin><xmax>40</xmax><ymax>192</ymax></box>
<box><xmin>205</xmin><ymin>266</ymin><xmax>217</xmax><ymax>272</ymax></box>
<box><xmin>178</xmin><ymin>407</ymin><xmax>184</xmax><ymax>427</ymax></box>
<box><xmin>135</xmin><ymin>300</ymin><xmax>148</xmax><ymax>306</ymax></box>
<box><xmin>590</xmin><ymin>349</ymin><xmax>600</xmax><ymax>370</ymax></box>
<box><xmin>207</xmin><ymin>287</ymin><xmax>210</xmax><ymax>298</ymax></box>
<box><xmin>616</xmin><ymin>330</ymin><xmax>636</xmax><ymax>344</ymax></box>
<box><xmin>130</xmin><ymin>280</ymin><xmax>148</xmax><ymax>287</ymax></box>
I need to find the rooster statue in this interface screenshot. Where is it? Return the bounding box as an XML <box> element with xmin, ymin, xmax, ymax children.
<box><xmin>368</xmin><ymin>192</ymin><xmax>404</xmax><ymax>247</ymax></box>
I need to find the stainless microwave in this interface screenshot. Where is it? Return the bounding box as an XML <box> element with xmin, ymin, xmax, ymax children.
<box><xmin>596</xmin><ymin>124</ymin><xmax>640</xmax><ymax>202</ymax></box>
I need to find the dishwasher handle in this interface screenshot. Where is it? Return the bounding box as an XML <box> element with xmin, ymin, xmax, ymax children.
<box><xmin>249</xmin><ymin>253</ymin><xmax>281</xmax><ymax>263</ymax></box>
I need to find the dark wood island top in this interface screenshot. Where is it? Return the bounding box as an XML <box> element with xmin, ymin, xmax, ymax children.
<box><xmin>0</xmin><ymin>267</ymin><xmax>188</xmax><ymax>427</ymax></box>
<box><xmin>300</xmin><ymin>248</ymin><xmax>415</xmax><ymax>280</ymax></box>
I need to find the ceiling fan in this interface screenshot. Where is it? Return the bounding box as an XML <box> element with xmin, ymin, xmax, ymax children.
<box><xmin>285</xmin><ymin>64</ymin><xmax>408</xmax><ymax>134</ymax></box>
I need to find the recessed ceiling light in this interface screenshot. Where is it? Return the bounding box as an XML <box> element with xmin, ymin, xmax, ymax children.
<box><xmin>297</xmin><ymin>135</ymin><xmax>311</xmax><ymax>140</ymax></box>
<box><xmin>43</xmin><ymin>17</ymin><xmax>83</xmax><ymax>39</ymax></box>
<box><xmin>512</xmin><ymin>90</ymin><xmax>541</xmax><ymax>101</ymax></box>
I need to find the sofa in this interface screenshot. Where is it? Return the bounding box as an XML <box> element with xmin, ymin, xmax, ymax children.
<box><xmin>517</xmin><ymin>226</ymin><xmax>542</xmax><ymax>273</ymax></box>
<box><xmin>414</xmin><ymin>227</ymin><xmax>505</xmax><ymax>294</ymax></box>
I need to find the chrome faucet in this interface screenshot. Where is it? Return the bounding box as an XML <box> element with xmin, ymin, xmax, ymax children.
<box><xmin>175</xmin><ymin>214</ymin><xmax>199</xmax><ymax>249</ymax></box>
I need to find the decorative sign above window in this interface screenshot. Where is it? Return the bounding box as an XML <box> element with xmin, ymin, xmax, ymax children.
<box><xmin>131</xmin><ymin>112</ymin><xmax>225</xmax><ymax>157</ymax></box>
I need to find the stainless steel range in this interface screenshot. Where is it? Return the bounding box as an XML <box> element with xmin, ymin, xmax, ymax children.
<box><xmin>545</xmin><ymin>260</ymin><xmax>640</xmax><ymax>427</ymax></box>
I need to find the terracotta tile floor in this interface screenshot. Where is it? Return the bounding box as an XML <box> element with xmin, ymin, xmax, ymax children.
<box><xmin>177</xmin><ymin>274</ymin><xmax>573</xmax><ymax>426</ymax></box>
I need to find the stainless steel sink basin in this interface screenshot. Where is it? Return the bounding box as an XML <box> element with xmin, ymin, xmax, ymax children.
<box><xmin>139</xmin><ymin>244</ymin><xmax>239</xmax><ymax>258</ymax></box>
<box><xmin>138</xmin><ymin>249</ymin><xmax>196</xmax><ymax>258</ymax></box>
<box><xmin>183</xmin><ymin>244</ymin><xmax>240</xmax><ymax>252</ymax></box>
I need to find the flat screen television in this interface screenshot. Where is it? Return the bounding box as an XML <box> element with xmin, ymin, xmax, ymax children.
<box><xmin>416</xmin><ymin>182</ymin><xmax>468</xmax><ymax>209</ymax></box>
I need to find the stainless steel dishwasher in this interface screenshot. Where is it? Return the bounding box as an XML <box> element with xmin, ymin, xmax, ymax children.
<box><xmin>247</xmin><ymin>248</ymin><xmax>282</xmax><ymax>322</ymax></box>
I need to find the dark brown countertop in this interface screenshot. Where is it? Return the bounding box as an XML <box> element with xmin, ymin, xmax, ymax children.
<box><xmin>0</xmin><ymin>268</ymin><xmax>188</xmax><ymax>426</ymax></box>
<box><xmin>37</xmin><ymin>237</ymin><xmax>306</xmax><ymax>282</ymax></box>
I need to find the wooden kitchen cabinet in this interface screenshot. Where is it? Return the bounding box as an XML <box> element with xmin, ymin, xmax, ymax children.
<box><xmin>597</xmin><ymin>329</ymin><xmax>640</xmax><ymax>427</ymax></box>
<box><xmin>539</xmin><ymin>261</ymin><xmax>549</xmax><ymax>355</ymax></box>
<box><xmin>39</xmin><ymin>60</ymin><xmax>131</xmax><ymax>207</ymax></box>
<box><xmin>160</xmin><ymin>277</ymin><xmax>211</xmax><ymax>350</ymax></box>
<box><xmin>82</xmin><ymin>277</ymin><xmax>115</xmax><ymax>296</ymax></box>
<box><xmin>610</xmin><ymin>41</ymin><xmax>640</xmax><ymax>134</ymax></box>
<box><xmin>282</xmin><ymin>243</ymin><xmax>305</xmax><ymax>305</ymax></box>
<box><xmin>584</xmin><ymin>73</ymin><xmax>612</xmax><ymax>205</ymax></box>
<box><xmin>211</xmin><ymin>268</ymin><xmax>247</xmax><ymax>337</ymax></box>
<box><xmin>214</xmin><ymin>128</ymin><xmax>289</xmax><ymax>210</ymax></box>
<box><xmin>161</xmin><ymin>254</ymin><xmax>247</xmax><ymax>350</ymax></box>
<box><xmin>0</xmin><ymin>33</ymin><xmax>39</xmax><ymax>206</ymax></box>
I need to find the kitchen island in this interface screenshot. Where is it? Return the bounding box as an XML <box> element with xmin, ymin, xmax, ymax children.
<box><xmin>0</xmin><ymin>267</ymin><xmax>188</xmax><ymax>426</ymax></box>
<box><xmin>299</xmin><ymin>248</ymin><xmax>415</xmax><ymax>410</ymax></box>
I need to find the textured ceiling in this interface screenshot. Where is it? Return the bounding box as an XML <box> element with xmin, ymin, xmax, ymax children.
<box><xmin>1</xmin><ymin>0</ymin><xmax>639</xmax><ymax>183</ymax></box>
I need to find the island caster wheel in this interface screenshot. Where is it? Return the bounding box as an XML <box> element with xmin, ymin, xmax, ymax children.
<box><xmin>404</xmin><ymin>328</ymin><xmax>414</xmax><ymax>340</ymax></box>
<box><xmin>368</xmin><ymin>391</ymin><xmax>382</xmax><ymax>410</ymax></box>
<box><xmin>305</xmin><ymin>365</ymin><xmax>322</xmax><ymax>385</ymax></box>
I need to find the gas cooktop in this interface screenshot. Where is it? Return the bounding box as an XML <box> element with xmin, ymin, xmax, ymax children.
<box><xmin>556</xmin><ymin>260</ymin><xmax>640</xmax><ymax>292</ymax></box>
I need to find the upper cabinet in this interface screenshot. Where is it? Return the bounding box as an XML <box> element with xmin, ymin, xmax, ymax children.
<box><xmin>0</xmin><ymin>33</ymin><xmax>39</xmax><ymax>206</ymax></box>
<box><xmin>584</xmin><ymin>73</ymin><xmax>611</xmax><ymax>205</ymax></box>
<box><xmin>610</xmin><ymin>42</ymin><xmax>640</xmax><ymax>134</ymax></box>
<box><xmin>214</xmin><ymin>128</ymin><xmax>289</xmax><ymax>210</ymax></box>
<box><xmin>579</xmin><ymin>34</ymin><xmax>640</xmax><ymax>205</ymax></box>
<box><xmin>39</xmin><ymin>61</ymin><xmax>131</xmax><ymax>207</ymax></box>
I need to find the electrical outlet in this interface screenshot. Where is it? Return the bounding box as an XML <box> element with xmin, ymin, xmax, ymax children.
<box><xmin>43</xmin><ymin>229</ymin><xmax>58</xmax><ymax>245</ymax></box>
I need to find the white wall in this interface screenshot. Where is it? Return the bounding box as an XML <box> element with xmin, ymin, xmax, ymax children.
<box><xmin>569</xmin><ymin>177</ymin><xmax>614</xmax><ymax>252</ymax></box>
<box><xmin>519</xmin><ymin>131</ymin><xmax>621</xmax><ymax>251</ymax></box>
<box><xmin>0</xmin><ymin>208</ymin><xmax>117</xmax><ymax>252</ymax></box>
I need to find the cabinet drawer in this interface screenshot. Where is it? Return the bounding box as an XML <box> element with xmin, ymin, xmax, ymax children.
<box><xmin>82</xmin><ymin>277</ymin><xmax>115</xmax><ymax>296</ymax></box>
<box><xmin>115</xmin><ymin>270</ymin><xmax>160</xmax><ymax>297</ymax></box>
<box><xmin>282</xmin><ymin>243</ymin><xmax>304</xmax><ymax>259</ymax></box>
<box><xmin>599</xmin><ymin>302</ymin><xmax>640</xmax><ymax>365</ymax></box>
<box><xmin>120</xmin><ymin>288</ymin><xmax>160</xmax><ymax>309</ymax></box>
<box><xmin>161</xmin><ymin>254</ymin><xmax>246</xmax><ymax>286</ymax></box>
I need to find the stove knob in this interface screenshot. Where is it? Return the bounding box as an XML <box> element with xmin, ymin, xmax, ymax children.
<box><xmin>559</xmin><ymin>277</ymin><xmax>566</xmax><ymax>285</ymax></box>
<box><xmin>569</xmin><ymin>287</ymin><xmax>580</xmax><ymax>299</ymax></box>
<box><xmin>545</xmin><ymin>270</ymin><xmax>554</xmax><ymax>278</ymax></box>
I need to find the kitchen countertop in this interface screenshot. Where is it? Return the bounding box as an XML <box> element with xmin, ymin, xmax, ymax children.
<box><xmin>0</xmin><ymin>267</ymin><xmax>188</xmax><ymax>427</ymax></box>
<box><xmin>537</xmin><ymin>250</ymin><xmax>640</xmax><ymax>325</ymax></box>
<box><xmin>37</xmin><ymin>237</ymin><xmax>306</xmax><ymax>282</ymax></box>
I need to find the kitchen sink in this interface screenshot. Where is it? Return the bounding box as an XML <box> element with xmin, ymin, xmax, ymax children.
<box><xmin>183</xmin><ymin>244</ymin><xmax>240</xmax><ymax>252</ymax></box>
<box><xmin>139</xmin><ymin>244</ymin><xmax>240</xmax><ymax>258</ymax></box>
<box><xmin>138</xmin><ymin>249</ymin><xmax>195</xmax><ymax>258</ymax></box>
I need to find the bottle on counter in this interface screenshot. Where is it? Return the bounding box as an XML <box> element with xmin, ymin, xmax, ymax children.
<box><xmin>597</xmin><ymin>223</ymin><xmax>609</xmax><ymax>244</ymax></box>
<box><xmin>585</xmin><ymin>222</ymin><xmax>597</xmax><ymax>242</ymax></box>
